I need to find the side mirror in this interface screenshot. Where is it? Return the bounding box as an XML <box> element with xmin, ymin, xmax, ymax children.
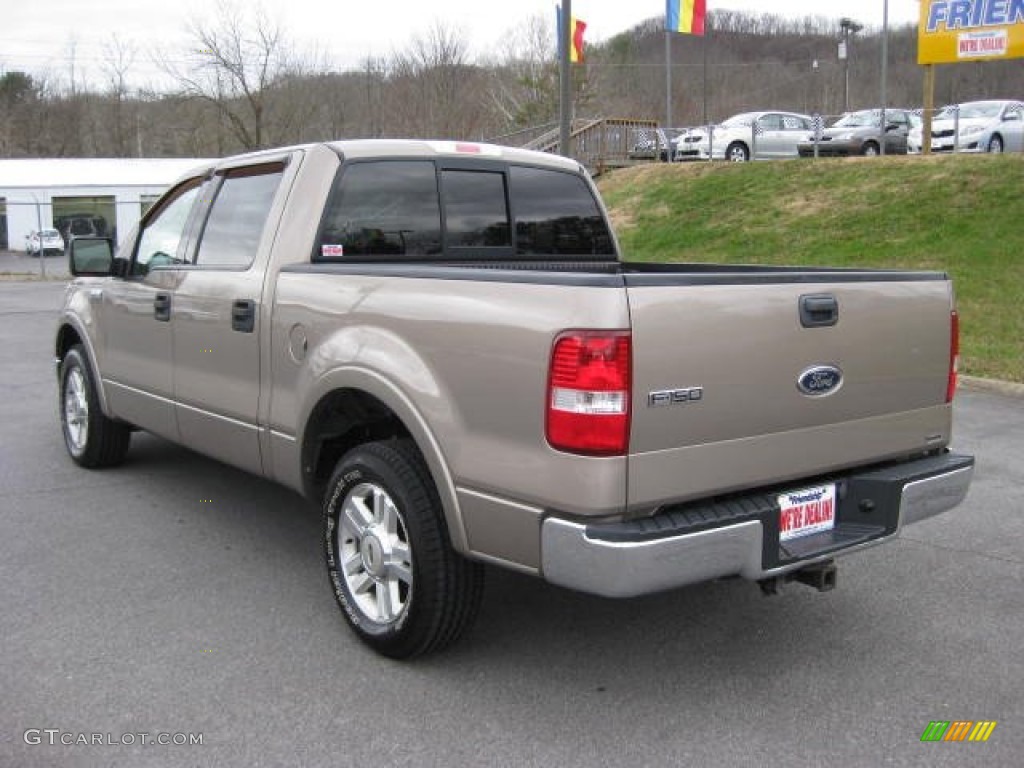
<box><xmin>68</xmin><ymin>237</ymin><xmax>115</xmax><ymax>277</ymax></box>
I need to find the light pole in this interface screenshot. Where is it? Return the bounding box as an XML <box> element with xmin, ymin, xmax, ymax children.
<box><xmin>839</xmin><ymin>17</ymin><xmax>863</xmax><ymax>113</ymax></box>
<box><xmin>880</xmin><ymin>0</ymin><xmax>889</xmax><ymax>155</ymax></box>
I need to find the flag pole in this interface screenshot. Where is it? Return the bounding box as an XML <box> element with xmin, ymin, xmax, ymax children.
<box><xmin>665</xmin><ymin>29</ymin><xmax>673</xmax><ymax>128</ymax></box>
<box><xmin>559</xmin><ymin>0</ymin><xmax>572</xmax><ymax>157</ymax></box>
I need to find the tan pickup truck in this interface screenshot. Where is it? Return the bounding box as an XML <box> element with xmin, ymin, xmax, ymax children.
<box><xmin>56</xmin><ymin>140</ymin><xmax>974</xmax><ymax>658</ymax></box>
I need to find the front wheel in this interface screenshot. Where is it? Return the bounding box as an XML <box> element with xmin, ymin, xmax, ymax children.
<box><xmin>60</xmin><ymin>345</ymin><xmax>131</xmax><ymax>467</ymax></box>
<box><xmin>726</xmin><ymin>142</ymin><xmax>750</xmax><ymax>162</ymax></box>
<box><xmin>987</xmin><ymin>135</ymin><xmax>1004</xmax><ymax>153</ymax></box>
<box><xmin>324</xmin><ymin>439</ymin><xmax>483</xmax><ymax>658</ymax></box>
<box><xmin>862</xmin><ymin>141</ymin><xmax>880</xmax><ymax>157</ymax></box>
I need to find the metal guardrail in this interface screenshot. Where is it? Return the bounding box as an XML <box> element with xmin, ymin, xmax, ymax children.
<box><xmin>667</xmin><ymin>107</ymin><xmax>998</xmax><ymax>162</ymax></box>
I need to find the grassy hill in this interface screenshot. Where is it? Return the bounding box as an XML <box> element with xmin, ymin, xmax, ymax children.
<box><xmin>598</xmin><ymin>154</ymin><xmax>1024</xmax><ymax>383</ymax></box>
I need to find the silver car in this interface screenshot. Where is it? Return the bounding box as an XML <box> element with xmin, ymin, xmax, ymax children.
<box><xmin>908</xmin><ymin>100</ymin><xmax>1024</xmax><ymax>154</ymax></box>
<box><xmin>675</xmin><ymin>111</ymin><xmax>814</xmax><ymax>162</ymax></box>
<box><xmin>798</xmin><ymin>109</ymin><xmax>919</xmax><ymax>157</ymax></box>
<box><xmin>25</xmin><ymin>228</ymin><xmax>65</xmax><ymax>257</ymax></box>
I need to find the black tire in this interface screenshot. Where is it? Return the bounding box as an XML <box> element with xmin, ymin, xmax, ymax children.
<box><xmin>987</xmin><ymin>135</ymin><xmax>1004</xmax><ymax>153</ymax></box>
<box><xmin>726</xmin><ymin>142</ymin><xmax>750</xmax><ymax>162</ymax></box>
<box><xmin>862</xmin><ymin>141</ymin><xmax>880</xmax><ymax>156</ymax></box>
<box><xmin>59</xmin><ymin>345</ymin><xmax>131</xmax><ymax>468</ymax></box>
<box><xmin>324</xmin><ymin>439</ymin><xmax>483</xmax><ymax>659</ymax></box>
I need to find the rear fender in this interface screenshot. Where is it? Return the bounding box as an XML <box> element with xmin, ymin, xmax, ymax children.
<box><xmin>298</xmin><ymin>330</ymin><xmax>467</xmax><ymax>554</ymax></box>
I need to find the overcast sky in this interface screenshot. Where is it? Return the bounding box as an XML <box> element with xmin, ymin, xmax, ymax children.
<box><xmin>1</xmin><ymin>0</ymin><xmax>923</xmax><ymax>89</ymax></box>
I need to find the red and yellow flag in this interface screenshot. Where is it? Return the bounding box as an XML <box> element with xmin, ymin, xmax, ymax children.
<box><xmin>666</xmin><ymin>0</ymin><xmax>706</xmax><ymax>36</ymax></box>
<box><xmin>557</xmin><ymin>5</ymin><xmax>587</xmax><ymax>63</ymax></box>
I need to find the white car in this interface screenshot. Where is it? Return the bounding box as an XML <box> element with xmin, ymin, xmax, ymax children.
<box><xmin>25</xmin><ymin>229</ymin><xmax>66</xmax><ymax>257</ymax></box>
<box><xmin>674</xmin><ymin>111</ymin><xmax>815</xmax><ymax>162</ymax></box>
<box><xmin>908</xmin><ymin>100</ymin><xmax>1024</xmax><ymax>154</ymax></box>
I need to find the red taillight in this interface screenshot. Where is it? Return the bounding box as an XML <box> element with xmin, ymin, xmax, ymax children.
<box><xmin>947</xmin><ymin>310</ymin><xmax>959</xmax><ymax>403</ymax></box>
<box><xmin>546</xmin><ymin>331</ymin><xmax>631</xmax><ymax>455</ymax></box>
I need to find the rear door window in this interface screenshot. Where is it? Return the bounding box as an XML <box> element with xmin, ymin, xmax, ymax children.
<box><xmin>194</xmin><ymin>164</ymin><xmax>284</xmax><ymax>269</ymax></box>
<box><xmin>319</xmin><ymin>161</ymin><xmax>441</xmax><ymax>259</ymax></box>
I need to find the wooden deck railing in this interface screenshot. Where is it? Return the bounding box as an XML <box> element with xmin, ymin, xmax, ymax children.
<box><xmin>518</xmin><ymin>117</ymin><xmax>660</xmax><ymax>175</ymax></box>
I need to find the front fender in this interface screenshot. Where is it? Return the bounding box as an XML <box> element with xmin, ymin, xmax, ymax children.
<box><xmin>56</xmin><ymin>284</ymin><xmax>111</xmax><ymax>417</ymax></box>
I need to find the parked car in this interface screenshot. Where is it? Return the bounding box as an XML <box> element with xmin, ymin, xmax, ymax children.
<box><xmin>25</xmin><ymin>228</ymin><xmax>65</xmax><ymax>257</ymax></box>
<box><xmin>908</xmin><ymin>100</ymin><xmax>1024</xmax><ymax>154</ymax></box>
<box><xmin>55</xmin><ymin>214</ymin><xmax>107</xmax><ymax>244</ymax></box>
<box><xmin>798</xmin><ymin>109</ymin><xmax>920</xmax><ymax>157</ymax></box>
<box><xmin>675</xmin><ymin>111</ymin><xmax>815</xmax><ymax>161</ymax></box>
<box><xmin>630</xmin><ymin>127</ymin><xmax>684</xmax><ymax>162</ymax></box>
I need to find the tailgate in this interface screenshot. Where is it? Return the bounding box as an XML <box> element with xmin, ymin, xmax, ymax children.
<box><xmin>625</xmin><ymin>271</ymin><xmax>955</xmax><ymax>512</ymax></box>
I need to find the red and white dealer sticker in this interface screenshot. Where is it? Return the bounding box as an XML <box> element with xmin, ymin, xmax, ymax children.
<box><xmin>778</xmin><ymin>484</ymin><xmax>836</xmax><ymax>542</ymax></box>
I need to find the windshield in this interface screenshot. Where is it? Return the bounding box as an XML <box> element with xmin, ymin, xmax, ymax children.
<box><xmin>940</xmin><ymin>102</ymin><xmax>1003</xmax><ymax>120</ymax></box>
<box><xmin>832</xmin><ymin>110</ymin><xmax>881</xmax><ymax>128</ymax></box>
<box><xmin>42</xmin><ymin>229</ymin><xmax>60</xmax><ymax>237</ymax></box>
<box><xmin>720</xmin><ymin>113</ymin><xmax>756</xmax><ymax>128</ymax></box>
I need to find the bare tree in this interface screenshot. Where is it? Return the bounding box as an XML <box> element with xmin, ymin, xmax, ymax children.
<box><xmin>0</xmin><ymin>71</ymin><xmax>42</xmax><ymax>155</ymax></box>
<box><xmin>101</xmin><ymin>36</ymin><xmax>137</xmax><ymax>156</ymax></box>
<box><xmin>387</xmin><ymin>23</ymin><xmax>487</xmax><ymax>138</ymax></box>
<box><xmin>489</xmin><ymin>14</ymin><xmax>560</xmax><ymax>129</ymax></box>
<box><xmin>158</xmin><ymin>1</ymin><xmax>311</xmax><ymax>151</ymax></box>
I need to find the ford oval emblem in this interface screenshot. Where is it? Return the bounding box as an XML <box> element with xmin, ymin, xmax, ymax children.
<box><xmin>797</xmin><ymin>365</ymin><xmax>843</xmax><ymax>397</ymax></box>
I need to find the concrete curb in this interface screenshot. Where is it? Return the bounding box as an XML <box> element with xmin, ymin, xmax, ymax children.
<box><xmin>961</xmin><ymin>375</ymin><xmax>1024</xmax><ymax>399</ymax></box>
<box><xmin>0</xmin><ymin>273</ymin><xmax>69</xmax><ymax>282</ymax></box>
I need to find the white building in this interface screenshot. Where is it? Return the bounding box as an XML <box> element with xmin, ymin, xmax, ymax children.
<box><xmin>0</xmin><ymin>158</ymin><xmax>207</xmax><ymax>252</ymax></box>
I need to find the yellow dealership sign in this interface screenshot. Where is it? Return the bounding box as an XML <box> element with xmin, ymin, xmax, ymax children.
<box><xmin>919</xmin><ymin>0</ymin><xmax>1024</xmax><ymax>63</ymax></box>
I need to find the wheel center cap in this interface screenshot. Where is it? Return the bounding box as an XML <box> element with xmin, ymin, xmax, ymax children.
<box><xmin>361</xmin><ymin>534</ymin><xmax>385</xmax><ymax>578</ymax></box>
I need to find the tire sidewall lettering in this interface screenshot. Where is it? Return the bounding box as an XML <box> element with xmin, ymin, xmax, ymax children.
<box><xmin>324</xmin><ymin>461</ymin><xmax>414</xmax><ymax>634</ymax></box>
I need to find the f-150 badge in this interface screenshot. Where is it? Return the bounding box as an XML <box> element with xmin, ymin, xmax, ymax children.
<box><xmin>797</xmin><ymin>365</ymin><xmax>843</xmax><ymax>397</ymax></box>
<box><xmin>648</xmin><ymin>387</ymin><xmax>703</xmax><ymax>407</ymax></box>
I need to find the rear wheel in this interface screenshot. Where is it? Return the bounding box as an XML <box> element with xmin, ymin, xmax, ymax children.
<box><xmin>60</xmin><ymin>345</ymin><xmax>131</xmax><ymax>467</ymax></box>
<box><xmin>324</xmin><ymin>439</ymin><xmax>483</xmax><ymax>658</ymax></box>
<box><xmin>726</xmin><ymin>142</ymin><xmax>750</xmax><ymax>162</ymax></box>
<box><xmin>987</xmin><ymin>135</ymin><xmax>1004</xmax><ymax>153</ymax></box>
<box><xmin>862</xmin><ymin>141</ymin><xmax>880</xmax><ymax>156</ymax></box>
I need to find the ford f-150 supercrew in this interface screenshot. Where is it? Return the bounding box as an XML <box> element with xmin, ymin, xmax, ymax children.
<box><xmin>56</xmin><ymin>140</ymin><xmax>974</xmax><ymax>658</ymax></box>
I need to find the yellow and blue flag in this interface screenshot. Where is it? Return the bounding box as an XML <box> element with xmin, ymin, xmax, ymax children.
<box><xmin>667</xmin><ymin>0</ymin><xmax>706</xmax><ymax>36</ymax></box>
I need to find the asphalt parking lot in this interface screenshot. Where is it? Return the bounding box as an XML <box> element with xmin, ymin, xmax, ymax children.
<box><xmin>1</xmin><ymin>279</ymin><xmax>1021</xmax><ymax>767</ymax></box>
<box><xmin>0</xmin><ymin>248</ymin><xmax>70</xmax><ymax>279</ymax></box>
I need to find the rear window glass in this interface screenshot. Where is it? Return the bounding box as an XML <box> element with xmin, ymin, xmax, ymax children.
<box><xmin>317</xmin><ymin>160</ymin><xmax>614</xmax><ymax>261</ymax></box>
<box><xmin>509</xmin><ymin>167</ymin><xmax>614</xmax><ymax>257</ymax></box>
<box><xmin>319</xmin><ymin>161</ymin><xmax>441</xmax><ymax>258</ymax></box>
<box><xmin>442</xmin><ymin>170</ymin><xmax>510</xmax><ymax>248</ymax></box>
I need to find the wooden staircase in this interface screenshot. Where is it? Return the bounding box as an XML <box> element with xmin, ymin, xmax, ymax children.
<box><xmin>517</xmin><ymin>117</ymin><xmax>660</xmax><ymax>176</ymax></box>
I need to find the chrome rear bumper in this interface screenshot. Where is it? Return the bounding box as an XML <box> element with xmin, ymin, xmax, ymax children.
<box><xmin>541</xmin><ymin>452</ymin><xmax>974</xmax><ymax>598</ymax></box>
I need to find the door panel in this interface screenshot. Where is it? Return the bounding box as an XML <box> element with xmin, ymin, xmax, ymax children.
<box><xmin>172</xmin><ymin>270</ymin><xmax>265</xmax><ymax>473</ymax></box>
<box><xmin>99</xmin><ymin>179</ymin><xmax>202</xmax><ymax>439</ymax></box>
<box><xmin>1006</xmin><ymin>108</ymin><xmax>1024</xmax><ymax>152</ymax></box>
<box><xmin>172</xmin><ymin>164</ymin><xmax>285</xmax><ymax>475</ymax></box>
<box><xmin>100</xmin><ymin>272</ymin><xmax>179</xmax><ymax>439</ymax></box>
